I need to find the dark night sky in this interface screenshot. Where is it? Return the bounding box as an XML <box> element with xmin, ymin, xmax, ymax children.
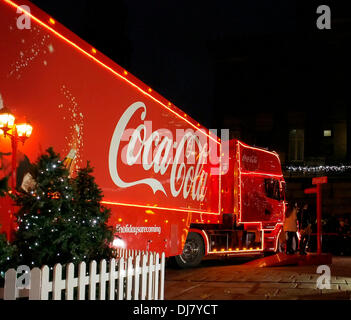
<box><xmin>29</xmin><ymin>0</ymin><xmax>351</xmax><ymax>130</ymax></box>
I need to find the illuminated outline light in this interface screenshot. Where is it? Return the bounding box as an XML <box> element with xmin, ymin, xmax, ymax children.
<box><xmin>3</xmin><ymin>0</ymin><xmax>220</xmax><ymax>146</ymax></box>
<box><xmin>101</xmin><ymin>201</ymin><xmax>220</xmax><ymax>215</ymax></box>
<box><xmin>235</xmin><ymin>140</ymin><xmax>285</xmax><ymax>253</ymax></box>
<box><xmin>4</xmin><ymin>0</ymin><xmax>222</xmax><ymax>216</ymax></box>
<box><xmin>201</xmin><ymin>229</ymin><xmax>264</xmax><ymax>255</ymax></box>
<box><xmin>237</xmin><ymin>140</ymin><xmax>285</xmax><ymax>225</ymax></box>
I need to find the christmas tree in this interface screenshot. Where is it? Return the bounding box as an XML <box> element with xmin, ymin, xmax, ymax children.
<box><xmin>13</xmin><ymin>148</ymin><xmax>114</xmax><ymax>268</ymax></box>
<box><xmin>71</xmin><ymin>163</ymin><xmax>114</xmax><ymax>262</ymax></box>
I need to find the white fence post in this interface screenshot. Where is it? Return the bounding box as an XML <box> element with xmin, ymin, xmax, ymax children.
<box><xmin>29</xmin><ymin>267</ymin><xmax>41</xmax><ymax>300</ymax></box>
<box><xmin>147</xmin><ymin>252</ymin><xmax>154</xmax><ymax>300</ymax></box>
<box><xmin>53</xmin><ymin>263</ymin><xmax>65</xmax><ymax>300</ymax></box>
<box><xmin>140</xmin><ymin>253</ymin><xmax>148</xmax><ymax>300</ymax></box>
<box><xmin>108</xmin><ymin>258</ymin><xmax>116</xmax><ymax>300</ymax></box>
<box><xmin>4</xmin><ymin>269</ymin><xmax>17</xmax><ymax>300</ymax></box>
<box><xmin>117</xmin><ymin>257</ymin><xmax>125</xmax><ymax>300</ymax></box>
<box><xmin>89</xmin><ymin>260</ymin><xmax>98</xmax><ymax>300</ymax></box>
<box><xmin>126</xmin><ymin>256</ymin><xmax>133</xmax><ymax>300</ymax></box>
<box><xmin>99</xmin><ymin>259</ymin><xmax>108</xmax><ymax>300</ymax></box>
<box><xmin>133</xmin><ymin>254</ymin><xmax>141</xmax><ymax>300</ymax></box>
<box><xmin>159</xmin><ymin>252</ymin><xmax>165</xmax><ymax>300</ymax></box>
<box><xmin>78</xmin><ymin>261</ymin><xmax>88</xmax><ymax>300</ymax></box>
<box><xmin>65</xmin><ymin>263</ymin><xmax>75</xmax><ymax>300</ymax></box>
<box><xmin>40</xmin><ymin>265</ymin><xmax>50</xmax><ymax>300</ymax></box>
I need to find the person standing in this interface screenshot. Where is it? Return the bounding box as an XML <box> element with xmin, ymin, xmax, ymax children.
<box><xmin>284</xmin><ymin>202</ymin><xmax>298</xmax><ymax>254</ymax></box>
<box><xmin>298</xmin><ymin>203</ymin><xmax>312</xmax><ymax>255</ymax></box>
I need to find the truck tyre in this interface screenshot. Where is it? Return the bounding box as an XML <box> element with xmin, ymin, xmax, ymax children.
<box><xmin>174</xmin><ymin>232</ymin><xmax>205</xmax><ymax>268</ymax></box>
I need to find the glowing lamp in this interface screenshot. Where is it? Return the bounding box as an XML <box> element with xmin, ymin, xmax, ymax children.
<box><xmin>0</xmin><ymin>108</ymin><xmax>15</xmax><ymax>135</ymax></box>
<box><xmin>16</xmin><ymin>123</ymin><xmax>33</xmax><ymax>143</ymax></box>
<box><xmin>112</xmin><ymin>237</ymin><xmax>126</xmax><ymax>248</ymax></box>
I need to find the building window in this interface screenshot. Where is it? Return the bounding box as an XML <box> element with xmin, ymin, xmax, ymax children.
<box><xmin>289</xmin><ymin>129</ymin><xmax>304</xmax><ymax>161</ymax></box>
<box><xmin>323</xmin><ymin>129</ymin><xmax>332</xmax><ymax>137</ymax></box>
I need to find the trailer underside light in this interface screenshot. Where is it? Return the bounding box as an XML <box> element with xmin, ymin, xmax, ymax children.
<box><xmin>208</xmin><ymin>247</ymin><xmax>263</xmax><ymax>254</ymax></box>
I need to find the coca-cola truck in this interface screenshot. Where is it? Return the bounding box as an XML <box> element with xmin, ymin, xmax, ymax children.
<box><xmin>0</xmin><ymin>0</ymin><xmax>285</xmax><ymax>267</ymax></box>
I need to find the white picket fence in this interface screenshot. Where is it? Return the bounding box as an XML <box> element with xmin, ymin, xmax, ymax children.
<box><xmin>1</xmin><ymin>250</ymin><xmax>165</xmax><ymax>300</ymax></box>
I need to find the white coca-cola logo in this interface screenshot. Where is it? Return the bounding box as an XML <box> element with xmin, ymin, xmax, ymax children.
<box><xmin>242</xmin><ymin>154</ymin><xmax>258</xmax><ymax>165</ymax></box>
<box><xmin>108</xmin><ymin>102</ymin><xmax>209</xmax><ymax>201</ymax></box>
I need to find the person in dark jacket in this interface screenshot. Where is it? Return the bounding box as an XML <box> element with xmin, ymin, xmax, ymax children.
<box><xmin>284</xmin><ymin>202</ymin><xmax>298</xmax><ymax>254</ymax></box>
<box><xmin>298</xmin><ymin>203</ymin><xmax>312</xmax><ymax>255</ymax></box>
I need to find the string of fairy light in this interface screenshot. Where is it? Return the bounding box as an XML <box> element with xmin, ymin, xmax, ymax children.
<box><xmin>285</xmin><ymin>164</ymin><xmax>351</xmax><ymax>173</ymax></box>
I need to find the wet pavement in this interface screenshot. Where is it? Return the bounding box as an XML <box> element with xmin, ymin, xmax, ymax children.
<box><xmin>165</xmin><ymin>256</ymin><xmax>351</xmax><ymax>300</ymax></box>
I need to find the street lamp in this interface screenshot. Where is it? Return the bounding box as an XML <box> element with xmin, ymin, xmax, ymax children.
<box><xmin>0</xmin><ymin>107</ymin><xmax>33</xmax><ymax>192</ymax></box>
<box><xmin>0</xmin><ymin>107</ymin><xmax>15</xmax><ymax>136</ymax></box>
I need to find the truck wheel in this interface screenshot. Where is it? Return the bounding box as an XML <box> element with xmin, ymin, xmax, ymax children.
<box><xmin>174</xmin><ymin>232</ymin><xmax>204</xmax><ymax>268</ymax></box>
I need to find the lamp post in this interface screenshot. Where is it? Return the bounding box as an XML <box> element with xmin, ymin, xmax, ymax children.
<box><xmin>0</xmin><ymin>108</ymin><xmax>33</xmax><ymax>192</ymax></box>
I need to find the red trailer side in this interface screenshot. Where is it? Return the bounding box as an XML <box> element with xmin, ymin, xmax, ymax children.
<box><xmin>0</xmin><ymin>0</ymin><xmax>222</xmax><ymax>256</ymax></box>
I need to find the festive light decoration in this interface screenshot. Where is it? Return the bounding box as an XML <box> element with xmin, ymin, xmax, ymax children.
<box><xmin>285</xmin><ymin>164</ymin><xmax>351</xmax><ymax>173</ymax></box>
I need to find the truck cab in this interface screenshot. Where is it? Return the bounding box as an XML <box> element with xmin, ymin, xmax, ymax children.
<box><xmin>175</xmin><ymin>139</ymin><xmax>286</xmax><ymax>267</ymax></box>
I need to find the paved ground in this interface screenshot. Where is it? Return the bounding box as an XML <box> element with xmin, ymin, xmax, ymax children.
<box><xmin>165</xmin><ymin>256</ymin><xmax>351</xmax><ymax>300</ymax></box>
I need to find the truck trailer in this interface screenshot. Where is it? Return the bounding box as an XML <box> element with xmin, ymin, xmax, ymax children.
<box><xmin>0</xmin><ymin>0</ymin><xmax>285</xmax><ymax>267</ymax></box>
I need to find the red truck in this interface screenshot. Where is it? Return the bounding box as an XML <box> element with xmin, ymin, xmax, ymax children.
<box><xmin>0</xmin><ymin>0</ymin><xmax>285</xmax><ymax>267</ymax></box>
